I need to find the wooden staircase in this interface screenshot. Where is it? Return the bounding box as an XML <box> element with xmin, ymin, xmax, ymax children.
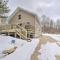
<box><xmin>15</xmin><ymin>25</ymin><xmax>27</xmax><ymax>39</ymax></box>
<box><xmin>0</xmin><ymin>24</ymin><xmax>27</xmax><ymax>39</ymax></box>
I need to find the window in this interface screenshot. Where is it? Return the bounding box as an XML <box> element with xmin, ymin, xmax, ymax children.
<box><xmin>25</xmin><ymin>22</ymin><xmax>31</xmax><ymax>29</ymax></box>
<box><xmin>27</xmin><ymin>22</ymin><xmax>30</xmax><ymax>24</ymax></box>
<box><xmin>18</xmin><ymin>15</ymin><xmax>21</xmax><ymax>19</ymax></box>
<box><xmin>19</xmin><ymin>23</ymin><xmax>22</xmax><ymax>26</ymax></box>
<box><xmin>18</xmin><ymin>23</ymin><xmax>22</xmax><ymax>26</ymax></box>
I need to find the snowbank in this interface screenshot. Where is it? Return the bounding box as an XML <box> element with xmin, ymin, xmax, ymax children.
<box><xmin>0</xmin><ymin>35</ymin><xmax>39</xmax><ymax>60</ymax></box>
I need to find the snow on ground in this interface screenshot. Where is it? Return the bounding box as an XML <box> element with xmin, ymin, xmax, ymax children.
<box><xmin>38</xmin><ymin>33</ymin><xmax>60</xmax><ymax>60</ymax></box>
<box><xmin>43</xmin><ymin>33</ymin><xmax>60</xmax><ymax>41</ymax></box>
<box><xmin>0</xmin><ymin>35</ymin><xmax>39</xmax><ymax>60</ymax></box>
<box><xmin>38</xmin><ymin>42</ymin><xmax>60</xmax><ymax>60</ymax></box>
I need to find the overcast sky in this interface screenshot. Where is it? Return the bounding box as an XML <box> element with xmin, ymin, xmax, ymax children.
<box><xmin>8</xmin><ymin>0</ymin><xmax>60</xmax><ymax>20</ymax></box>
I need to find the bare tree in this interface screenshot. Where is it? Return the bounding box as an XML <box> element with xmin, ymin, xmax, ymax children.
<box><xmin>50</xmin><ymin>20</ymin><xmax>53</xmax><ymax>28</ymax></box>
<box><xmin>0</xmin><ymin>0</ymin><xmax>10</xmax><ymax>16</ymax></box>
<box><xmin>56</xmin><ymin>19</ymin><xmax>60</xmax><ymax>30</ymax></box>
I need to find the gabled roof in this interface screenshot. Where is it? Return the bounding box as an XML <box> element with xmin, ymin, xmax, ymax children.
<box><xmin>8</xmin><ymin>6</ymin><xmax>40</xmax><ymax>25</ymax></box>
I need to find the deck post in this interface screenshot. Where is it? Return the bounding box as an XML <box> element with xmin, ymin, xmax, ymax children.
<box><xmin>15</xmin><ymin>33</ymin><xmax>16</xmax><ymax>38</ymax></box>
<box><xmin>8</xmin><ymin>32</ymin><xmax>10</xmax><ymax>36</ymax></box>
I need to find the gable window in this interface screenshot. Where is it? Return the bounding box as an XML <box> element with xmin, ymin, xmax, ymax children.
<box><xmin>18</xmin><ymin>15</ymin><xmax>21</xmax><ymax>19</ymax></box>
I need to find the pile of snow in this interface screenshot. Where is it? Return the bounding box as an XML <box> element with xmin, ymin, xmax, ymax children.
<box><xmin>0</xmin><ymin>35</ymin><xmax>39</xmax><ymax>60</ymax></box>
<box><xmin>38</xmin><ymin>42</ymin><xmax>60</xmax><ymax>60</ymax></box>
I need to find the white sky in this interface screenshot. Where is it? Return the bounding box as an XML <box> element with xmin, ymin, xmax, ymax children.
<box><xmin>8</xmin><ymin>0</ymin><xmax>60</xmax><ymax>20</ymax></box>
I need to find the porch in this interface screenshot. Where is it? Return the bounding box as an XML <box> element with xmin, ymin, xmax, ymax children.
<box><xmin>0</xmin><ymin>24</ymin><xmax>35</xmax><ymax>40</ymax></box>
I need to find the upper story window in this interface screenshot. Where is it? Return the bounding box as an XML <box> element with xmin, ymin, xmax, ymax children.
<box><xmin>18</xmin><ymin>15</ymin><xmax>21</xmax><ymax>19</ymax></box>
<box><xmin>27</xmin><ymin>22</ymin><xmax>30</xmax><ymax>25</ymax></box>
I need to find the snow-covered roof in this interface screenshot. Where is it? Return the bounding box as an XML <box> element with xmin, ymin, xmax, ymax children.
<box><xmin>8</xmin><ymin>6</ymin><xmax>40</xmax><ymax>25</ymax></box>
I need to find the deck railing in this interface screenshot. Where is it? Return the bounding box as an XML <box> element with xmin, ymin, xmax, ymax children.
<box><xmin>0</xmin><ymin>24</ymin><xmax>27</xmax><ymax>39</ymax></box>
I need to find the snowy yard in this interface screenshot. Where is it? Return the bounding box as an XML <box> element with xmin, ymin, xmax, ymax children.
<box><xmin>0</xmin><ymin>34</ymin><xmax>60</xmax><ymax>60</ymax></box>
<box><xmin>43</xmin><ymin>34</ymin><xmax>60</xmax><ymax>41</ymax></box>
<box><xmin>38</xmin><ymin>34</ymin><xmax>60</xmax><ymax>60</ymax></box>
<box><xmin>0</xmin><ymin>35</ymin><xmax>39</xmax><ymax>60</ymax></box>
<box><xmin>38</xmin><ymin>42</ymin><xmax>60</xmax><ymax>60</ymax></box>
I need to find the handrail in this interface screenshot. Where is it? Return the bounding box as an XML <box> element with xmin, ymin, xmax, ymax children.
<box><xmin>0</xmin><ymin>24</ymin><xmax>15</xmax><ymax>30</ymax></box>
<box><xmin>16</xmin><ymin>25</ymin><xmax>27</xmax><ymax>37</ymax></box>
<box><xmin>15</xmin><ymin>29</ymin><xmax>27</xmax><ymax>39</ymax></box>
<box><xmin>16</xmin><ymin>25</ymin><xmax>27</xmax><ymax>32</ymax></box>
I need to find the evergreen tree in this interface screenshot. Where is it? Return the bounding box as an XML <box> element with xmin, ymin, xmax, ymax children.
<box><xmin>0</xmin><ymin>0</ymin><xmax>9</xmax><ymax>16</ymax></box>
<box><xmin>56</xmin><ymin>19</ymin><xmax>60</xmax><ymax>30</ymax></box>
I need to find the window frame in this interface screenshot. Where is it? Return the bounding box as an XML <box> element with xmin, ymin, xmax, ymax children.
<box><xmin>18</xmin><ymin>15</ymin><xmax>21</xmax><ymax>19</ymax></box>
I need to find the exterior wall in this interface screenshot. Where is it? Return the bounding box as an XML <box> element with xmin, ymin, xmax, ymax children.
<box><xmin>9</xmin><ymin>10</ymin><xmax>35</xmax><ymax>28</ymax></box>
<box><xmin>0</xmin><ymin>17</ymin><xmax>6</xmax><ymax>25</ymax></box>
<box><xmin>35</xmin><ymin>16</ymin><xmax>41</xmax><ymax>38</ymax></box>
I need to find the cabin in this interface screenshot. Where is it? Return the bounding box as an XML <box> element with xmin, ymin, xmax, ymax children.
<box><xmin>0</xmin><ymin>7</ymin><xmax>41</xmax><ymax>40</ymax></box>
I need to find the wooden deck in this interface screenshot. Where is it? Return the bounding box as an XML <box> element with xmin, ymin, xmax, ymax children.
<box><xmin>0</xmin><ymin>24</ymin><xmax>36</xmax><ymax>40</ymax></box>
<box><xmin>0</xmin><ymin>24</ymin><xmax>28</xmax><ymax>39</ymax></box>
<box><xmin>0</xmin><ymin>29</ymin><xmax>16</xmax><ymax>33</ymax></box>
